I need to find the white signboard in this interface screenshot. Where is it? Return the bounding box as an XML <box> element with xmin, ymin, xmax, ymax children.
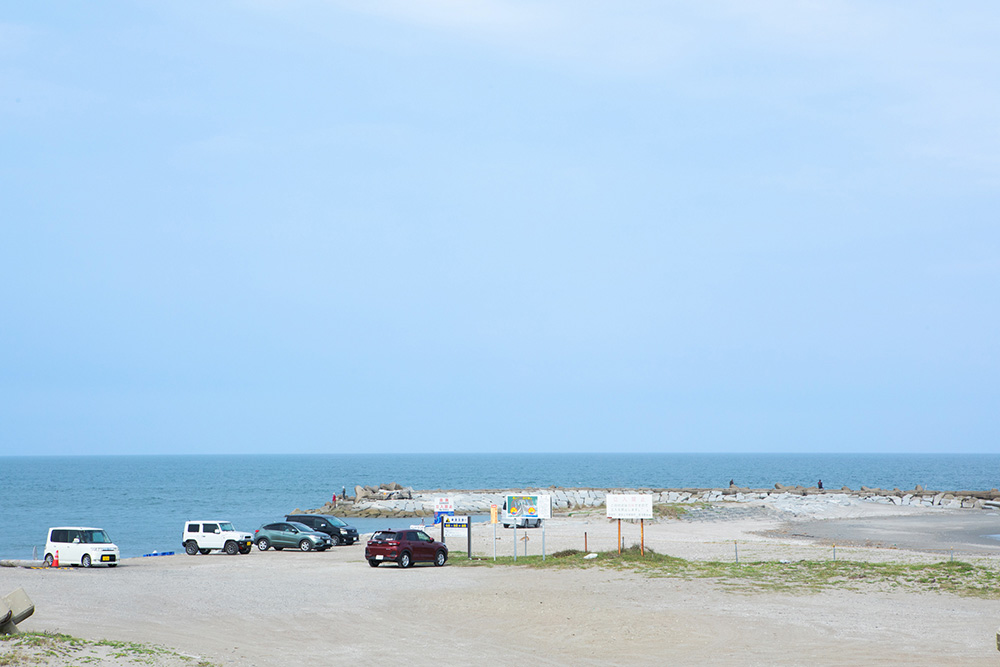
<box><xmin>606</xmin><ymin>494</ymin><xmax>653</xmax><ymax>519</ymax></box>
<box><xmin>537</xmin><ymin>494</ymin><xmax>552</xmax><ymax>520</ymax></box>
<box><xmin>435</xmin><ymin>497</ymin><xmax>454</xmax><ymax>513</ymax></box>
<box><xmin>443</xmin><ymin>516</ymin><xmax>469</xmax><ymax>538</ymax></box>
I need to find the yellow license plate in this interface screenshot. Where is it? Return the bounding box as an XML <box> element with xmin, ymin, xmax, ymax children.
<box><xmin>101</xmin><ymin>555</ymin><xmax>112</xmax><ymax>562</ymax></box>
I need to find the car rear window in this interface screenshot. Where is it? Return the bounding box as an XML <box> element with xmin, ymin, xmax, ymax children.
<box><xmin>371</xmin><ymin>531</ymin><xmax>397</xmax><ymax>542</ymax></box>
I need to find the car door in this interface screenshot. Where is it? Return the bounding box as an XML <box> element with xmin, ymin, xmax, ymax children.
<box><xmin>64</xmin><ymin>529</ymin><xmax>83</xmax><ymax>564</ymax></box>
<box><xmin>201</xmin><ymin>522</ymin><xmax>221</xmax><ymax>550</ymax></box>
<box><xmin>413</xmin><ymin>531</ymin><xmax>433</xmax><ymax>561</ymax></box>
<box><xmin>276</xmin><ymin>523</ymin><xmax>296</xmax><ymax>548</ymax></box>
<box><xmin>311</xmin><ymin>518</ymin><xmax>334</xmax><ymax>540</ymax></box>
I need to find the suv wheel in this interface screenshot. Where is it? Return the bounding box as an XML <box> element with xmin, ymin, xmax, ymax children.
<box><xmin>256</xmin><ymin>538</ymin><xmax>270</xmax><ymax>551</ymax></box>
<box><xmin>398</xmin><ymin>551</ymin><xmax>412</xmax><ymax>568</ymax></box>
<box><xmin>368</xmin><ymin>558</ymin><xmax>380</xmax><ymax>567</ymax></box>
<box><xmin>299</xmin><ymin>539</ymin><xmax>312</xmax><ymax>552</ymax></box>
<box><xmin>199</xmin><ymin>549</ymin><xmax>211</xmax><ymax>555</ymax></box>
<box><xmin>434</xmin><ymin>550</ymin><xmax>447</xmax><ymax>567</ymax></box>
<box><xmin>224</xmin><ymin>541</ymin><xmax>239</xmax><ymax>555</ymax></box>
<box><xmin>185</xmin><ymin>541</ymin><xmax>199</xmax><ymax>556</ymax></box>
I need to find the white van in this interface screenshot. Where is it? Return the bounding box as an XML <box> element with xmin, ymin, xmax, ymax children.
<box><xmin>45</xmin><ymin>527</ymin><xmax>120</xmax><ymax>568</ymax></box>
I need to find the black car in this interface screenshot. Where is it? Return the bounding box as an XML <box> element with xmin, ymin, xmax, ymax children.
<box><xmin>285</xmin><ymin>514</ymin><xmax>359</xmax><ymax>546</ymax></box>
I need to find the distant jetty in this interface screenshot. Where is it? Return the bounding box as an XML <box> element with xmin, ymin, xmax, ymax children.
<box><xmin>295</xmin><ymin>482</ymin><xmax>1000</xmax><ymax>519</ymax></box>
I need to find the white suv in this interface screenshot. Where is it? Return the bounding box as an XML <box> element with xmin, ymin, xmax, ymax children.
<box><xmin>45</xmin><ymin>527</ymin><xmax>120</xmax><ymax>568</ymax></box>
<box><xmin>183</xmin><ymin>521</ymin><xmax>253</xmax><ymax>555</ymax></box>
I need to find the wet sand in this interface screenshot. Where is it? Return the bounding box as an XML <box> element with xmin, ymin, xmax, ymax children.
<box><xmin>774</xmin><ymin>510</ymin><xmax>1000</xmax><ymax>555</ymax></box>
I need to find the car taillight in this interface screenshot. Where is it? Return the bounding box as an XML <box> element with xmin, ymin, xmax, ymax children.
<box><xmin>254</xmin><ymin>529</ymin><xmax>259</xmax><ymax>534</ymax></box>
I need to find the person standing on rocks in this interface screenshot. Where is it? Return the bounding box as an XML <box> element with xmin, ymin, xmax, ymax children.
<box><xmin>818</xmin><ymin>480</ymin><xmax>823</xmax><ymax>490</ymax></box>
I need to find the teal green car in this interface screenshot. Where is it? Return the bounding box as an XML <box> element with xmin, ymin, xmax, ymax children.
<box><xmin>253</xmin><ymin>521</ymin><xmax>334</xmax><ymax>552</ymax></box>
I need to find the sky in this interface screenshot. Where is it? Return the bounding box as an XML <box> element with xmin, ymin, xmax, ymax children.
<box><xmin>2</xmin><ymin>1</ymin><xmax>998</xmax><ymax>455</ymax></box>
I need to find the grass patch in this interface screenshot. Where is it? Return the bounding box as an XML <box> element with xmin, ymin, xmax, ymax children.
<box><xmin>451</xmin><ymin>546</ymin><xmax>1000</xmax><ymax>597</ymax></box>
<box><xmin>653</xmin><ymin>502</ymin><xmax>710</xmax><ymax>519</ymax></box>
<box><xmin>0</xmin><ymin>632</ymin><xmax>218</xmax><ymax>666</ymax></box>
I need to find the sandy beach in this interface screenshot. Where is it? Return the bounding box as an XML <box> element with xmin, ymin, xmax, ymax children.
<box><xmin>3</xmin><ymin>500</ymin><xmax>1000</xmax><ymax>666</ymax></box>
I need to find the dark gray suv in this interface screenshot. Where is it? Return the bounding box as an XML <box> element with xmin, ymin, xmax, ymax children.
<box><xmin>285</xmin><ymin>514</ymin><xmax>359</xmax><ymax>546</ymax></box>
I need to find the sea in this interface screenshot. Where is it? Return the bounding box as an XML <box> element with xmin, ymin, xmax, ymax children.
<box><xmin>1</xmin><ymin>453</ymin><xmax>998</xmax><ymax>561</ymax></box>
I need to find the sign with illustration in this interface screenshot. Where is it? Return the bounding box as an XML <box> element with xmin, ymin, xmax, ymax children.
<box><xmin>505</xmin><ymin>495</ymin><xmax>551</xmax><ymax>520</ymax></box>
<box><xmin>606</xmin><ymin>494</ymin><xmax>653</xmax><ymax>519</ymax></box>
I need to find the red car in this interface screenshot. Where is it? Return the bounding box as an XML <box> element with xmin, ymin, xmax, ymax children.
<box><xmin>365</xmin><ymin>529</ymin><xmax>448</xmax><ymax>568</ymax></box>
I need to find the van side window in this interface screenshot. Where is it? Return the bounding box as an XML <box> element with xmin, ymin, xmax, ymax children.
<box><xmin>51</xmin><ymin>529</ymin><xmax>67</xmax><ymax>543</ymax></box>
<box><xmin>187</xmin><ymin>524</ymin><xmax>199</xmax><ymax>533</ymax></box>
<box><xmin>68</xmin><ymin>530</ymin><xmax>82</xmax><ymax>542</ymax></box>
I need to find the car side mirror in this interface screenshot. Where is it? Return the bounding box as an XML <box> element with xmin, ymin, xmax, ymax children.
<box><xmin>290</xmin><ymin>528</ymin><xmax>297</xmax><ymax>533</ymax></box>
<box><xmin>73</xmin><ymin>538</ymin><xmax>80</xmax><ymax>544</ymax></box>
<box><xmin>215</xmin><ymin>529</ymin><xmax>221</xmax><ymax>534</ymax></box>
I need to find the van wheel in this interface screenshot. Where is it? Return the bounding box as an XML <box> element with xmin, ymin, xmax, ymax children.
<box><xmin>299</xmin><ymin>540</ymin><xmax>312</xmax><ymax>552</ymax></box>
<box><xmin>185</xmin><ymin>541</ymin><xmax>199</xmax><ymax>556</ymax></box>
<box><xmin>82</xmin><ymin>554</ymin><xmax>92</xmax><ymax>568</ymax></box>
<box><xmin>224</xmin><ymin>541</ymin><xmax>239</xmax><ymax>555</ymax></box>
<box><xmin>332</xmin><ymin>535</ymin><xmax>342</xmax><ymax>546</ymax></box>
<box><xmin>398</xmin><ymin>552</ymin><xmax>412</xmax><ymax>568</ymax></box>
<box><xmin>434</xmin><ymin>550</ymin><xmax>447</xmax><ymax>567</ymax></box>
<box><xmin>256</xmin><ymin>538</ymin><xmax>270</xmax><ymax>551</ymax></box>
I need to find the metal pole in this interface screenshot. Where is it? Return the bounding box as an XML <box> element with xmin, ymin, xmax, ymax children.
<box><xmin>467</xmin><ymin>519</ymin><xmax>471</xmax><ymax>559</ymax></box>
<box><xmin>584</xmin><ymin>531</ymin><xmax>588</xmax><ymax>553</ymax></box>
<box><xmin>513</xmin><ymin>521</ymin><xmax>517</xmax><ymax>562</ymax></box>
<box><xmin>440</xmin><ymin>518</ymin><xmax>444</xmax><ymax>543</ymax></box>
<box><xmin>618</xmin><ymin>519</ymin><xmax>621</xmax><ymax>555</ymax></box>
<box><xmin>734</xmin><ymin>540</ymin><xmax>739</xmax><ymax>564</ymax></box>
<box><xmin>640</xmin><ymin>519</ymin><xmax>644</xmax><ymax>557</ymax></box>
<box><xmin>493</xmin><ymin>522</ymin><xmax>496</xmax><ymax>561</ymax></box>
<box><xmin>542</xmin><ymin>521</ymin><xmax>546</xmax><ymax>561</ymax></box>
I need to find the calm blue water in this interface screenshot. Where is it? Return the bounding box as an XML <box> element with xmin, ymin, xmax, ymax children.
<box><xmin>1</xmin><ymin>453</ymin><xmax>998</xmax><ymax>560</ymax></box>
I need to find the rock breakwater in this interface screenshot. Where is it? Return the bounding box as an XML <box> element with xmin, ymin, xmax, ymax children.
<box><xmin>296</xmin><ymin>484</ymin><xmax>1000</xmax><ymax>520</ymax></box>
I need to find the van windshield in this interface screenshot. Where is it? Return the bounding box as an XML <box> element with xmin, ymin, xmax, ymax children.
<box><xmin>81</xmin><ymin>530</ymin><xmax>112</xmax><ymax>544</ymax></box>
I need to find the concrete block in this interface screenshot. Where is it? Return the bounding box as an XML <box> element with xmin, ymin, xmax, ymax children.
<box><xmin>0</xmin><ymin>588</ymin><xmax>34</xmax><ymax>635</ymax></box>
